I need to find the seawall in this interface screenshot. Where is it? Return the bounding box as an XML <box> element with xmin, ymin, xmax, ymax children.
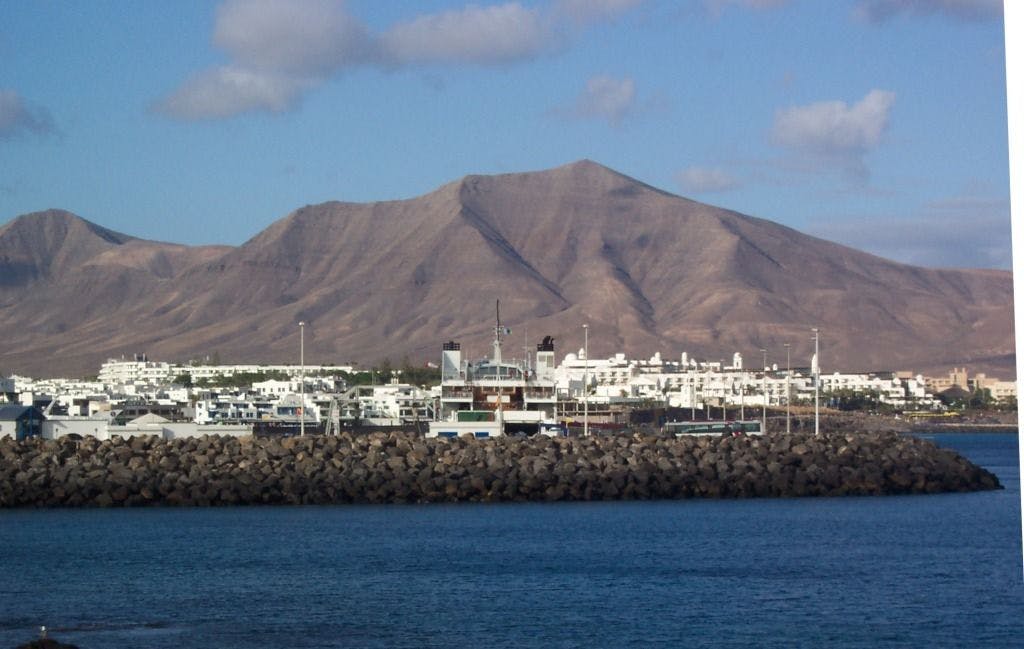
<box><xmin>0</xmin><ymin>431</ymin><xmax>1001</xmax><ymax>507</ymax></box>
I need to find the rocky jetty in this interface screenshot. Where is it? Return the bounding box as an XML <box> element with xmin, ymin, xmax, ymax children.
<box><xmin>0</xmin><ymin>432</ymin><xmax>1001</xmax><ymax>507</ymax></box>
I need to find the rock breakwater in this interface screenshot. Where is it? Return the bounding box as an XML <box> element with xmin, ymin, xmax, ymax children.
<box><xmin>0</xmin><ymin>432</ymin><xmax>1001</xmax><ymax>507</ymax></box>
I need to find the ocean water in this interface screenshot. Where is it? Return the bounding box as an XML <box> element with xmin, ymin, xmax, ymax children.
<box><xmin>0</xmin><ymin>433</ymin><xmax>1020</xmax><ymax>648</ymax></box>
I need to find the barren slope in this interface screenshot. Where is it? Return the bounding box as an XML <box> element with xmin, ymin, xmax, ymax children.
<box><xmin>0</xmin><ymin>162</ymin><xmax>1013</xmax><ymax>377</ymax></box>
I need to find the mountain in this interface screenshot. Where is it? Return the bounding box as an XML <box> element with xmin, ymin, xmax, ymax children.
<box><xmin>0</xmin><ymin>209</ymin><xmax>230</xmax><ymax>374</ymax></box>
<box><xmin>0</xmin><ymin>162</ymin><xmax>1014</xmax><ymax>379</ymax></box>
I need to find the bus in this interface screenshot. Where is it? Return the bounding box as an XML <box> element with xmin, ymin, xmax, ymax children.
<box><xmin>663</xmin><ymin>420</ymin><xmax>762</xmax><ymax>436</ymax></box>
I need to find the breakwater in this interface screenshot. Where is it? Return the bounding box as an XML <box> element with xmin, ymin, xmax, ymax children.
<box><xmin>0</xmin><ymin>432</ymin><xmax>1001</xmax><ymax>507</ymax></box>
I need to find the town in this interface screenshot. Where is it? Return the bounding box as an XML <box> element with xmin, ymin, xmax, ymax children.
<box><xmin>0</xmin><ymin>340</ymin><xmax>1015</xmax><ymax>441</ymax></box>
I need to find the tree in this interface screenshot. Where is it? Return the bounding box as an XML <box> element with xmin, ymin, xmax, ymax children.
<box><xmin>202</xmin><ymin>370</ymin><xmax>289</xmax><ymax>389</ymax></box>
<box><xmin>937</xmin><ymin>386</ymin><xmax>994</xmax><ymax>412</ymax></box>
<box><xmin>967</xmin><ymin>387</ymin><xmax>994</xmax><ymax>410</ymax></box>
<box><xmin>377</xmin><ymin>358</ymin><xmax>393</xmax><ymax>383</ymax></box>
<box><xmin>826</xmin><ymin>388</ymin><xmax>891</xmax><ymax>413</ymax></box>
<box><xmin>995</xmin><ymin>395</ymin><xmax>1017</xmax><ymax>412</ymax></box>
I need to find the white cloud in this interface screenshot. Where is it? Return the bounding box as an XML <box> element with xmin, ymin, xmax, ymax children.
<box><xmin>770</xmin><ymin>89</ymin><xmax>895</xmax><ymax>179</ymax></box>
<box><xmin>677</xmin><ymin>166</ymin><xmax>740</xmax><ymax>193</ymax></box>
<box><xmin>567</xmin><ymin>75</ymin><xmax>636</xmax><ymax>126</ymax></box>
<box><xmin>772</xmin><ymin>89</ymin><xmax>895</xmax><ymax>154</ymax></box>
<box><xmin>154</xmin><ymin>67</ymin><xmax>312</xmax><ymax>119</ymax></box>
<box><xmin>382</xmin><ymin>3</ymin><xmax>552</xmax><ymax>65</ymax></box>
<box><xmin>854</xmin><ymin>0</ymin><xmax>1002</xmax><ymax>23</ymax></box>
<box><xmin>158</xmin><ymin>0</ymin><xmax>372</xmax><ymax>119</ymax></box>
<box><xmin>214</xmin><ymin>0</ymin><xmax>376</xmax><ymax>74</ymax></box>
<box><xmin>808</xmin><ymin>196</ymin><xmax>1011</xmax><ymax>269</ymax></box>
<box><xmin>0</xmin><ymin>90</ymin><xmax>56</xmax><ymax>140</ymax></box>
<box><xmin>158</xmin><ymin>0</ymin><xmax>646</xmax><ymax>120</ymax></box>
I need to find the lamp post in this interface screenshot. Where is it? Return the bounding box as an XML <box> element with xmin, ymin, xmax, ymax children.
<box><xmin>299</xmin><ymin>321</ymin><xmax>305</xmax><ymax>437</ymax></box>
<box><xmin>760</xmin><ymin>349</ymin><xmax>767</xmax><ymax>435</ymax></box>
<box><xmin>583</xmin><ymin>323</ymin><xmax>589</xmax><ymax>438</ymax></box>
<box><xmin>812</xmin><ymin>328</ymin><xmax>820</xmax><ymax>436</ymax></box>
<box><xmin>784</xmin><ymin>342</ymin><xmax>791</xmax><ymax>434</ymax></box>
<box><xmin>739</xmin><ymin>375</ymin><xmax>744</xmax><ymax>421</ymax></box>
<box><xmin>705</xmin><ymin>364</ymin><xmax>710</xmax><ymax>420</ymax></box>
<box><xmin>690</xmin><ymin>381</ymin><xmax>695</xmax><ymax>420</ymax></box>
<box><xmin>720</xmin><ymin>359</ymin><xmax>726</xmax><ymax>421</ymax></box>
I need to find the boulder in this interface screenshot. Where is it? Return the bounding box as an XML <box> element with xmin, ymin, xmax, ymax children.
<box><xmin>0</xmin><ymin>430</ymin><xmax>1004</xmax><ymax>506</ymax></box>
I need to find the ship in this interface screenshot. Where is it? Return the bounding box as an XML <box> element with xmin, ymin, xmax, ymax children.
<box><xmin>427</xmin><ymin>301</ymin><xmax>564</xmax><ymax>438</ymax></box>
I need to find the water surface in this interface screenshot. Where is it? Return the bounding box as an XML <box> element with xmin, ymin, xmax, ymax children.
<box><xmin>0</xmin><ymin>433</ymin><xmax>1019</xmax><ymax>648</ymax></box>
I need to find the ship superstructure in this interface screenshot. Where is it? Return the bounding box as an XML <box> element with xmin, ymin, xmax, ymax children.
<box><xmin>427</xmin><ymin>302</ymin><xmax>561</xmax><ymax>438</ymax></box>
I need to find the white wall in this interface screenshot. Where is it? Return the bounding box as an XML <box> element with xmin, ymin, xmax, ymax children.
<box><xmin>42</xmin><ymin>418</ymin><xmax>111</xmax><ymax>440</ymax></box>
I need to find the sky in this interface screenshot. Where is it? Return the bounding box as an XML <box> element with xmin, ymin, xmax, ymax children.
<box><xmin>0</xmin><ymin>0</ymin><xmax>1012</xmax><ymax>269</ymax></box>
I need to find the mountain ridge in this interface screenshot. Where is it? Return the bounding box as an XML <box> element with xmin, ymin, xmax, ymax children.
<box><xmin>0</xmin><ymin>161</ymin><xmax>1013</xmax><ymax>379</ymax></box>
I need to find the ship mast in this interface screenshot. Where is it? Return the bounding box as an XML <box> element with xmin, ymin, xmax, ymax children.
<box><xmin>494</xmin><ymin>299</ymin><xmax>503</xmax><ymax>429</ymax></box>
<box><xmin>493</xmin><ymin>299</ymin><xmax>503</xmax><ymax>366</ymax></box>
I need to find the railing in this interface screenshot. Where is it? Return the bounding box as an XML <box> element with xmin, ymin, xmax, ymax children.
<box><xmin>524</xmin><ymin>389</ymin><xmax>555</xmax><ymax>399</ymax></box>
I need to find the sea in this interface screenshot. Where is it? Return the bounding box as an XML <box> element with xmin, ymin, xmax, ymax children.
<box><xmin>0</xmin><ymin>433</ymin><xmax>1020</xmax><ymax>649</ymax></box>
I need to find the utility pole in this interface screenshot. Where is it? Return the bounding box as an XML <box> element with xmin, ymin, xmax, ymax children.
<box><xmin>760</xmin><ymin>349</ymin><xmax>767</xmax><ymax>435</ymax></box>
<box><xmin>812</xmin><ymin>328</ymin><xmax>820</xmax><ymax>436</ymax></box>
<box><xmin>690</xmin><ymin>381</ymin><xmax>695</xmax><ymax>420</ymax></box>
<box><xmin>720</xmin><ymin>360</ymin><xmax>726</xmax><ymax>421</ymax></box>
<box><xmin>583</xmin><ymin>323</ymin><xmax>589</xmax><ymax>437</ymax></box>
<box><xmin>739</xmin><ymin>376</ymin><xmax>744</xmax><ymax>421</ymax></box>
<box><xmin>299</xmin><ymin>321</ymin><xmax>305</xmax><ymax>437</ymax></box>
<box><xmin>705</xmin><ymin>365</ymin><xmax>710</xmax><ymax>420</ymax></box>
<box><xmin>784</xmin><ymin>342</ymin><xmax>791</xmax><ymax>434</ymax></box>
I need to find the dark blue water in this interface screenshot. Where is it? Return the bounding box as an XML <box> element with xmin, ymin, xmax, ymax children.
<box><xmin>1</xmin><ymin>434</ymin><xmax>1020</xmax><ymax>648</ymax></box>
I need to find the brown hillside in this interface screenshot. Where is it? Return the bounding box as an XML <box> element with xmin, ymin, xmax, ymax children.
<box><xmin>0</xmin><ymin>162</ymin><xmax>1013</xmax><ymax>378</ymax></box>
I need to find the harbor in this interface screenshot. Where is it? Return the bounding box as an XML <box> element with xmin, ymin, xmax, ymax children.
<box><xmin>2</xmin><ymin>301</ymin><xmax>1014</xmax><ymax>443</ymax></box>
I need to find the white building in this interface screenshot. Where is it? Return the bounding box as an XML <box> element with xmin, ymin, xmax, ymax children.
<box><xmin>339</xmin><ymin>383</ymin><xmax>433</xmax><ymax>426</ymax></box>
<box><xmin>251</xmin><ymin>379</ymin><xmax>297</xmax><ymax>396</ymax></box>
<box><xmin>194</xmin><ymin>392</ymin><xmax>320</xmax><ymax>426</ymax></box>
<box><xmin>553</xmin><ymin>350</ymin><xmax>941</xmax><ymax>413</ymax></box>
<box><xmin>98</xmin><ymin>357</ymin><xmax>175</xmax><ymax>386</ymax></box>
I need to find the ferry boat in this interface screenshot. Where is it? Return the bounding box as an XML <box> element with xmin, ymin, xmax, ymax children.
<box><xmin>427</xmin><ymin>302</ymin><xmax>564</xmax><ymax>439</ymax></box>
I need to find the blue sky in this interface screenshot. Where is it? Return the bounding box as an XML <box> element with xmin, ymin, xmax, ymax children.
<box><xmin>0</xmin><ymin>0</ymin><xmax>1011</xmax><ymax>268</ymax></box>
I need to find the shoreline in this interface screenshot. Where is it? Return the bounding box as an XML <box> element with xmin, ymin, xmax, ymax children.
<box><xmin>763</xmin><ymin>411</ymin><xmax>1018</xmax><ymax>436</ymax></box>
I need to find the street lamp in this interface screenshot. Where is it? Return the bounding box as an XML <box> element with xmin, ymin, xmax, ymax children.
<box><xmin>784</xmin><ymin>342</ymin><xmax>791</xmax><ymax>434</ymax></box>
<box><xmin>582</xmin><ymin>323</ymin><xmax>589</xmax><ymax>438</ymax></box>
<box><xmin>705</xmin><ymin>363</ymin><xmax>710</xmax><ymax>420</ymax></box>
<box><xmin>739</xmin><ymin>375</ymin><xmax>744</xmax><ymax>421</ymax></box>
<box><xmin>720</xmin><ymin>359</ymin><xmax>726</xmax><ymax>421</ymax></box>
<box><xmin>690</xmin><ymin>380</ymin><xmax>696</xmax><ymax>420</ymax></box>
<box><xmin>760</xmin><ymin>349</ymin><xmax>767</xmax><ymax>435</ymax></box>
<box><xmin>299</xmin><ymin>321</ymin><xmax>305</xmax><ymax>437</ymax></box>
<box><xmin>812</xmin><ymin>328</ymin><xmax>820</xmax><ymax>436</ymax></box>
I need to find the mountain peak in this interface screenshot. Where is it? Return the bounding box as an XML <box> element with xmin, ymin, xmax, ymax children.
<box><xmin>0</xmin><ymin>163</ymin><xmax>1013</xmax><ymax>379</ymax></box>
<box><xmin>0</xmin><ymin>209</ymin><xmax>138</xmax><ymax>285</ymax></box>
<box><xmin>546</xmin><ymin>158</ymin><xmax>634</xmax><ymax>182</ymax></box>
<box><xmin>454</xmin><ymin>159</ymin><xmax>672</xmax><ymax>202</ymax></box>
<box><xmin>562</xmin><ymin>158</ymin><xmax>611</xmax><ymax>172</ymax></box>
<box><xmin>2</xmin><ymin>209</ymin><xmax>134</xmax><ymax>246</ymax></box>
